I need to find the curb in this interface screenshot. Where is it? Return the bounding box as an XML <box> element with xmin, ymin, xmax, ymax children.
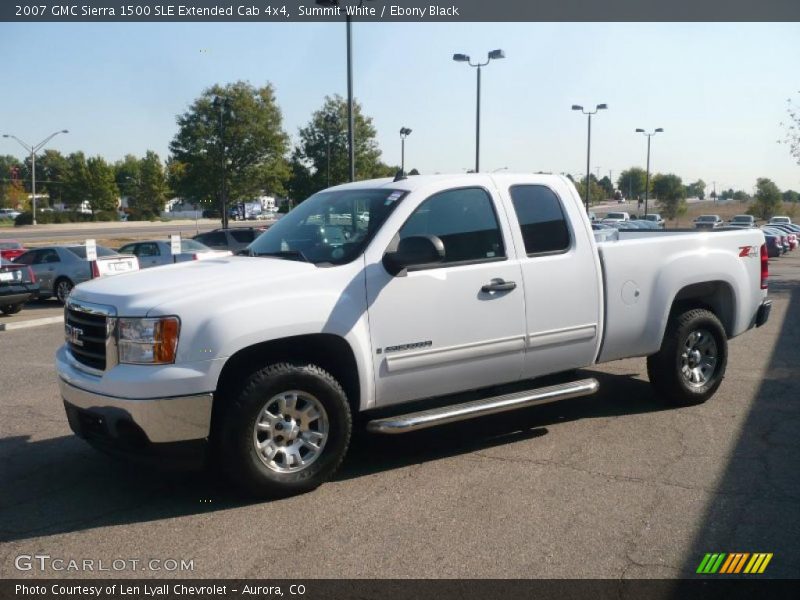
<box><xmin>0</xmin><ymin>315</ymin><xmax>64</xmax><ymax>332</ymax></box>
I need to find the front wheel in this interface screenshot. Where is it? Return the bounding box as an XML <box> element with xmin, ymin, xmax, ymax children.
<box><xmin>647</xmin><ymin>308</ymin><xmax>728</xmax><ymax>406</ymax></box>
<box><xmin>220</xmin><ymin>363</ymin><xmax>352</xmax><ymax>498</ymax></box>
<box><xmin>0</xmin><ymin>303</ymin><xmax>23</xmax><ymax>315</ymax></box>
<box><xmin>55</xmin><ymin>278</ymin><xmax>74</xmax><ymax>304</ymax></box>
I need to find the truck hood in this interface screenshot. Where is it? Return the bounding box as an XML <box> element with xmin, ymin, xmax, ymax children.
<box><xmin>69</xmin><ymin>256</ymin><xmax>318</xmax><ymax>316</ymax></box>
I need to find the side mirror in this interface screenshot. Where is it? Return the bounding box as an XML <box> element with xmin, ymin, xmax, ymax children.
<box><xmin>383</xmin><ymin>235</ymin><xmax>445</xmax><ymax>276</ymax></box>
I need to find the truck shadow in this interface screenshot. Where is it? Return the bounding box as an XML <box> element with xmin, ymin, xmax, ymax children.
<box><xmin>0</xmin><ymin>369</ymin><xmax>666</xmax><ymax>544</ymax></box>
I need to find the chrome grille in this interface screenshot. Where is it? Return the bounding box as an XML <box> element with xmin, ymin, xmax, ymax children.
<box><xmin>65</xmin><ymin>299</ymin><xmax>117</xmax><ymax>373</ymax></box>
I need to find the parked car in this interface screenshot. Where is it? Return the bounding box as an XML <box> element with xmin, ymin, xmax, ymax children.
<box><xmin>761</xmin><ymin>227</ymin><xmax>789</xmax><ymax>254</ymax></box>
<box><xmin>118</xmin><ymin>239</ymin><xmax>232</xmax><ymax>269</ymax></box>
<box><xmin>769</xmin><ymin>216</ymin><xmax>792</xmax><ymax>225</ymax></box>
<box><xmin>729</xmin><ymin>215</ymin><xmax>756</xmax><ymax>227</ymax></box>
<box><xmin>643</xmin><ymin>213</ymin><xmax>665</xmax><ymax>229</ymax></box>
<box><xmin>57</xmin><ymin>173</ymin><xmax>771</xmax><ymax>498</ymax></box>
<box><xmin>13</xmin><ymin>244</ymin><xmax>139</xmax><ymax>303</ymax></box>
<box><xmin>193</xmin><ymin>227</ymin><xmax>266</xmax><ymax>252</ymax></box>
<box><xmin>0</xmin><ymin>257</ymin><xmax>39</xmax><ymax>315</ymax></box>
<box><xmin>0</xmin><ymin>208</ymin><xmax>21</xmax><ymax>220</ymax></box>
<box><xmin>602</xmin><ymin>211</ymin><xmax>630</xmax><ymax>224</ymax></box>
<box><xmin>0</xmin><ymin>240</ymin><xmax>27</xmax><ymax>261</ymax></box>
<box><xmin>763</xmin><ymin>234</ymin><xmax>782</xmax><ymax>258</ymax></box>
<box><xmin>766</xmin><ymin>225</ymin><xmax>797</xmax><ymax>250</ymax></box>
<box><xmin>588</xmin><ymin>211</ymin><xmax>598</xmax><ymax>222</ymax></box>
<box><xmin>694</xmin><ymin>215</ymin><xmax>724</xmax><ymax>230</ymax></box>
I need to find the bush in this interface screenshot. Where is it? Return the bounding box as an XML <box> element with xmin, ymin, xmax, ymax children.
<box><xmin>126</xmin><ymin>207</ymin><xmax>158</xmax><ymax>221</ymax></box>
<box><xmin>14</xmin><ymin>210</ymin><xmax>117</xmax><ymax>226</ymax></box>
<box><xmin>14</xmin><ymin>212</ymin><xmax>32</xmax><ymax>226</ymax></box>
<box><xmin>95</xmin><ymin>210</ymin><xmax>120</xmax><ymax>222</ymax></box>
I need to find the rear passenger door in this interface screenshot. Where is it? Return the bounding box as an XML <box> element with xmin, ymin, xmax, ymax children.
<box><xmin>502</xmin><ymin>184</ymin><xmax>602</xmax><ymax>378</ymax></box>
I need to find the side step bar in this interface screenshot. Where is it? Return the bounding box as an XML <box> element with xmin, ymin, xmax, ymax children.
<box><xmin>367</xmin><ymin>378</ymin><xmax>599</xmax><ymax>434</ymax></box>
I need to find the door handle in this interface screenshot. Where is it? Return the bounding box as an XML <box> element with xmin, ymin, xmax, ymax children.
<box><xmin>481</xmin><ymin>278</ymin><xmax>517</xmax><ymax>293</ymax></box>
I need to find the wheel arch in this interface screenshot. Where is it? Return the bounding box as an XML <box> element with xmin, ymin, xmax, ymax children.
<box><xmin>666</xmin><ymin>280</ymin><xmax>736</xmax><ymax>338</ymax></box>
<box><xmin>211</xmin><ymin>334</ymin><xmax>361</xmax><ymax>437</ymax></box>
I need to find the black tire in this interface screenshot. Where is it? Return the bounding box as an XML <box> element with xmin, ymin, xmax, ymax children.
<box><xmin>220</xmin><ymin>362</ymin><xmax>352</xmax><ymax>498</ymax></box>
<box><xmin>0</xmin><ymin>303</ymin><xmax>23</xmax><ymax>315</ymax></box>
<box><xmin>55</xmin><ymin>278</ymin><xmax>74</xmax><ymax>304</ymax></box>
<box><xmin>647</xmin><ymin>308</ymin><xmax>728</xmax><ymax>406</ymax></box>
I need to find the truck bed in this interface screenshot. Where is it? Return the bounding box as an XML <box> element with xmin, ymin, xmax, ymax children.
<box><xmin>596</xmin><ymin>228</ymin><xmax>767</xmax><ymax>363</ymax></box>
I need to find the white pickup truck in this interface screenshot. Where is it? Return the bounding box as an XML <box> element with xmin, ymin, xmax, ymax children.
<box><xmin>57</xmin><ymin>174</ymin><xmax>772</xmax><ymax>497</ymax></box>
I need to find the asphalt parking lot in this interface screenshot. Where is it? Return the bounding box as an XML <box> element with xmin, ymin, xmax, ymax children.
<box><xmin>1</xmin><ymin>254</ymin><xmax>798</xmax><ymax>580</ymax></box>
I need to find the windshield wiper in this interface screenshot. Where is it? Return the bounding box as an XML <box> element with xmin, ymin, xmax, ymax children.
<box><xmin>254</xmin><ymin>250</ymin><xmax>310</xmax><ymax>263</ymax></box>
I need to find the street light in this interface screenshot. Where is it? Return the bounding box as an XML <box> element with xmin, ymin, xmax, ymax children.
<box><xmin>323</xmin><ymin>114</ymin><xmax>337</xmax><ymax>188</ymax></box>
<box><xmin>453</xmin><ymin>48</ymin><xmax>505</xmax><ymax>173</ymax></box>
<box><xmin>213</xmin><ymin>96</ymin><xmax>233</xmax><ymax>229</ymax></box>
<box><xmin>635</xmin><ymin>128</ymin><xmax>664</xmax><ymax>218</ymax></box>
<box><xmin>317</xmin><ymin>0</ymin><xmax>373</xmax><ymax>182</ymax></box>
<box><xmin>399</xmin><ymin>127</ymin><xmax>412</xmax><ymax>174</ymax></box>
<box><xmin>2</xmin><ymin>129</ymin><xmax>68</xmax><ymax>225</ymax></box>
<box><xmin>571</xmin><ymin>104</ymin><xmax>607</xmax><ymax>213</ymax></box>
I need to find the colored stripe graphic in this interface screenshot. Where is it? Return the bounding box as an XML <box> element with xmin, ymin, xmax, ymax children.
<box><xmin>699</xmin><ymin>552</ymin><xmax>773</xmax><ymax>574</ymax></box>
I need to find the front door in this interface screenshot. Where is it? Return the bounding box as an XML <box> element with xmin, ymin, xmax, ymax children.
<box><xmin>365</xmin><ymin>186</ymin><xmax>527</xmax><ymax>407</ymax></box>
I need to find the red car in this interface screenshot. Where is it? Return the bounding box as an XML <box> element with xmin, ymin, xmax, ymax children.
<box><xmin>0</xmin><ymin>240</ymin><xmax>27</xmax><ymax>261</ymax></box>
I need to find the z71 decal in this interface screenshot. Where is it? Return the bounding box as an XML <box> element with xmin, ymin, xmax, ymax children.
<box><xmin>739</xmin><ymin>246</ymin><xmax>759</xmax><ymax>258</ymax></box>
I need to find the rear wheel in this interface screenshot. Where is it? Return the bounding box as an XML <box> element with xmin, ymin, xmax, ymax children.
<box><xmin>220</xmin><ymin>363</ymin><xmax>352</xmax><ymax>498</ymax></box>
<box><xmin>55</xmin><ymin>278</ymin><xmax>73</xmax><ymax>304</ymax></box>
<box><xmin>647</xmin><ymin>308</ymin><xmax>727</xmax><ymax>406</ymax></box>
<box><xmin>0</xmin><ymin>303</ymin><xmax>23</xmax><ymax>315</ymax></box>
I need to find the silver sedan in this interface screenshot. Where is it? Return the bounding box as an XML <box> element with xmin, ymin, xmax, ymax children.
<box><xmin>117</xmin><ymin>239</ymin><xmax>232</xmax><ymax>269</ymax></box>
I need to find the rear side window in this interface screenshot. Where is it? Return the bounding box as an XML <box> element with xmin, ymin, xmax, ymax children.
<box><xmin>399</xmin><ymin>187</ymin><xmax>505</xmax><ymax>265</ymax></box>
<box><xmin>231</xmin><ymin>229</ymin><xmax>256</xmax><ymax>243</ymax></box>
<box><xmin>196</xmin><ymin>232</ymin><xmax>227</xmax><ymax>247</ymax></box>
<box><xmin>509</xmin><ymin>185</ymin><xmax>571</xmax><ymax>255</ymax></box>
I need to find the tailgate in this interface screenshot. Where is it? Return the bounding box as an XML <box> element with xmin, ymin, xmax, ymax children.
<box><xmin>95</xmin><ymin>255</ymin><xmax>139</xmax><ymax>276</ymax></box>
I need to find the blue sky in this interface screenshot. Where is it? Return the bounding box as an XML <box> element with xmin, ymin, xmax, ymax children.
<box><xmin>1</xmin><ymin>22</ymin><xmax>799</xmax><ymax>192</ymax></box>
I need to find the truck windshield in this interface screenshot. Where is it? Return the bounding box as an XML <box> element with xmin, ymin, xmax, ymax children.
<box><xmin>247</xmin><ymin>188</ymin><xmax>407</xmax><ymax>265</ymax></box>
<box><xmin>606</xmin><ymin>213</ymin><xmax>625</xmax><ymax>219</ymax></box>
<box><xmin>697</xmin><ymin>216</ymin><xmax>718</xmax><ymax>222</ymax></box>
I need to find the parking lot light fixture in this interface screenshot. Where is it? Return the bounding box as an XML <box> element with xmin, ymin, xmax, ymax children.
<box><xmin>3</xmin><ymin>129</ymin><xmax>69</xmax><ymax>225</ymax></box>
<box><xmin>571</xmin><ymin>104</ymin><xmax>608</xmax><ymax>213</ymax></box>
<box><xmin>399</xmin><ymin>127</ymin><xmax>412</xmax><ymax>174</ymax></box>
<box><xmin>453</xmin><ymin>48</ymin><xmax>506</xmax><ymax>173</ymax></box>
<box><xmin>637</xmin><ymin>128</ymin><xmax>664</xmax><ymax>218</ymax></box>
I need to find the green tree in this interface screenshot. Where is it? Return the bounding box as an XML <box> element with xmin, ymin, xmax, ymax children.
<box><xmin>408</xmin><ymin>168</ymin><xmax>420</xmax><ymax>176</ymax></box>
<box><xmin>598</xmin><ymin>175</ymin><xmax>614</xmax><ymax>199</ymax></box>
<box><xmin>114</xmin><ymin>154</ymin><xmax>141</xmax><ymax>199</ymax></box>
<box><xmin>135</xmin><ymin>151</ymin><xmax>169</xmax><ymax>216</ymax></box>
<box><xmin>782</xmin><ymin>190</ymin><xmax>799</xmax><ymax>202</ymax></box>
<box><xmin>572</xmin><ymin>175</ymin><xmax>605</xmax><ymax>206</ymax></box>
<box><xmin>781</xmin><ymin>91</ymin><xmax>800</xmax><ymax>166</ymax></box>
<box><xmin>288</xmin><ymin>94</ymin><xmax>390</xmax><ymax>201</ymax></box>
<box><xmin>652</xmin><ymin>173</ymin><xmax>687</xmax><ymax>221</ymax></box>
<box><xmin>84</xmin><ymin>156</ymin><xmax>119</xmax><ymax>214</ymax></box>
<box><xmin>685</xmin><ymin>179</ymin><xmax>706</xmax><ymax>200</ymax></box>
<box><xmin>0</xmin><ymin>155</ymin><xmax>24</xmax><ymax>208</ymax></box>
<box><xmin>747</xmin><ymin>178</ymin><xmax>782</xmax><ymax>220</ymax></box>
<box><xmin>169</xmin><ymin>81</ymin><xmax>290</xmax><ymax>210</ymax></box>
<box><xmin>732</xmin><ymin>190</ymin><xmax>749</xmax><ymax>202</ymax></box>
<box><xmin>62</xmin><ymin>152</ymin><xmax>89</xmax><ymax>210</ymax></box>
<box><xmin>21</xmin><ymin>150</ymin><xmax>69</xmax><ymax>207</ymax></box>
<box><xmin>617</xmin><ymin>167</ymin><xmax>648</xmax><ymax>200</ymax></box>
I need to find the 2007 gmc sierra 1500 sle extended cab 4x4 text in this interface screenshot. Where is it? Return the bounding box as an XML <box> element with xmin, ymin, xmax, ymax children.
<box><xmin>56</xmin><ymin>174</ymin><xmax>772</xmax><ymax>497</ymax></box>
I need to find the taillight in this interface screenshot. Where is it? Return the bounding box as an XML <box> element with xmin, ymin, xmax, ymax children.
<box><xmin>192</xmin><ymin>253</ymin><xmax>199</xmax><ymax>260</ymax></box>
<box><xmin>90</xmin><ymin>260</ymin><xmax>100</xmax><ymax>278</ymax></box>
<box><xmin>760</xmin><ymin>243</ymin><xmax>768</xmax><ymax>290</ymax></box>
<box><xmin>27</xmin><ymin>266</ymin><xmax>36</xmax><ymax>283</ymax></box>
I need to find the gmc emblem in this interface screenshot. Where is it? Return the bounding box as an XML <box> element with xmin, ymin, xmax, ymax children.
<box><xmin>66</xmin><ymin>324</ymin><xmax>84</xmax><ymax>347</ymax></box>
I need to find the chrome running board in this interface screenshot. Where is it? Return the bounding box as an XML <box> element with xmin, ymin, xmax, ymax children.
<box><xmin>367</xmin><ymin>378</ymin><xmax>599</xmax><ymax>434</ymax></box>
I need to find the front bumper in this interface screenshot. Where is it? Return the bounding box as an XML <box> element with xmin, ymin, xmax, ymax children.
<box><xmin>755</xmin><ymin>299</ymin><xmax>772</xmax><ymax>328</ymax></box>
<box><xmin>59</xmin><ymin>378</ymin><xmax>213</xmax><ymax>445</ymax></box>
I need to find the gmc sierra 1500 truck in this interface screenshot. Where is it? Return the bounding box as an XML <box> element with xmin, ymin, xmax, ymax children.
<box><xmin>57</xmin><ymin>174</ymin><xmax>772</xmax><ymax>497</ymax></box>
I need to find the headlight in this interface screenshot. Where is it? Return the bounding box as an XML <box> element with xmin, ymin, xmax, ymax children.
<box><xmin>117</xmin><ymin>317</ymin><xmax>180</xmax><ymax>365</ymax></box>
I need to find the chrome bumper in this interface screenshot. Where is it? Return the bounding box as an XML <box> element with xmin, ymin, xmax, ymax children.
<box><xmin>59</xmin><ymin>378</ymin><xmax>213</xmax><ymax>444</ymax></box>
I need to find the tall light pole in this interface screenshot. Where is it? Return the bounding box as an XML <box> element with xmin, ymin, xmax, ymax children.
<box><xmin>453</xmin><ymin>49</ymin><xmax>505</xmax><ymax>173</ymax></box>
<box><xmin>317</xmin><ymin>0</ymin><xmax>373</xmax><ymax>182</ymax></box>
<box><xmin>635</xmin><ymin>128</ymin><xmax>664</xmax><ymax>217</ymax></box>
<box><xmin>572</xmin><ymin>104</ymin><xmax>608</xmax><ymax>212</ymax></box>
<box><xmin>399</xmin><ymin>127</ymin><xmax>412</xmax><ymax>175</ymax></box>
<box><xmin>3</xmin><ymin>130</ymin><xmax>68</xmax><ymax>225</ymax></box>
<box><xmin>213</xmin><ymin>96</ymin><xmax>232</xmax><ymax>229</ymax></box>
<box><xmin>323</xmin><ymin>114</ymin><xmax>337</xmax><ymax>188</ymax></box>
